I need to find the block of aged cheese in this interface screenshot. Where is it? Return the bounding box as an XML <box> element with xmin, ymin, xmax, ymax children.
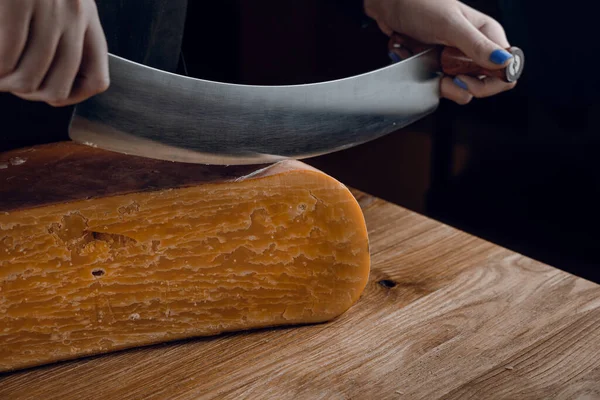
<box><xmin>0</xmin><ymin>142</ymin><xmax>370</xmax><ymax>372</ymax></box>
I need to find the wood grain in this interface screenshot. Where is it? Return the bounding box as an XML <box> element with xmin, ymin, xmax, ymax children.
<box><xmin>440</xmin><ymin>46</ymin><xmax>508</xmax><ymax>81</ymax></box>
<box><xmin>388</xmin><ymin>33</ymin><xmax>517</xmax><ymax>82</ymax></box>
<box><xmin>2</xmin><ymin>191</ymin><xmax>600</xmax><ymax>399</ymax></box>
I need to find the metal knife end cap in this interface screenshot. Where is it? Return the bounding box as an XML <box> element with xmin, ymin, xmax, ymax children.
<box><xmin>505</xmin><ymin>47</ymin><xmax>525</xmax><ymax>83</ymax></box>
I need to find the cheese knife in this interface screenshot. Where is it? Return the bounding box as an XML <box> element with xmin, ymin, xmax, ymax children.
<box><xmin>69</xmin><ymin>34</ymin><xmax>524</xmax><ymax>165</ymax></box>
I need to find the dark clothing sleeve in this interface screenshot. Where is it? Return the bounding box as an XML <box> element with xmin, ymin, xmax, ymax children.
<box><xmin>97</xmin><ymin>0</ymin><xmax>187</xmax><ymax>72</ymax></box>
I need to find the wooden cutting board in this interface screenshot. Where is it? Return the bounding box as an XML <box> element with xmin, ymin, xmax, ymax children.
<box><xmin>1</xmin><ymin>190</ymin><xmax>600</xmax><ymax>399</ymax></box>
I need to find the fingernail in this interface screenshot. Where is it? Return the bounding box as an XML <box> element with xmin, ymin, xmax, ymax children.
<box><xmin>490</xmin><ymin>49</ymin><xmax>513</xmax><ymax>65</ymax></box>
<box><xmin>453</xmin><ymin>77</ymin><xmax>468</xmax><ymax>90</ymax></box>
<box><xmin>388</xmin><ymin>51</ymin><xmax>401</xmax><ymax>63</ymax></box>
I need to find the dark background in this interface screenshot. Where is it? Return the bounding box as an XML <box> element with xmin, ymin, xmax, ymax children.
<box><xmin>183</xmin><ymin>0</ymin><xmax>600</xmax><ymax>285</ymax></box>
<box><xmin>2</xmin><ymin>0</ymin><xmax>599</xmax><ymax>283</ymax></box>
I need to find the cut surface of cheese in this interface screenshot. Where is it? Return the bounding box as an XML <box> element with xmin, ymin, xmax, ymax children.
<box><xmin>0</xmin><ymin>143</ymin><xmax>370</xmax><ymax>372</ymax></box>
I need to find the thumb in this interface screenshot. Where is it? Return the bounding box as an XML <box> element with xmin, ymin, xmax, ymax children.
<box><xmin>446</xmin><ymin>15</ymin><xmax>513</xmax><ymax>70</ymax></box>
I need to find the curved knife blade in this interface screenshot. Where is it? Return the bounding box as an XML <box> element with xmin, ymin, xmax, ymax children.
<box><xmin>69</xmin><ymin>49</ymin><xmax>441</xmax><ymax>165</ymax></box>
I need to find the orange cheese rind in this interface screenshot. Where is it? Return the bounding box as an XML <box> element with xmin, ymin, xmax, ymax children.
<box><xmin>0</xmin><ymin>143</ymin><xmax>370</xmax><ymax>372</ymax></box>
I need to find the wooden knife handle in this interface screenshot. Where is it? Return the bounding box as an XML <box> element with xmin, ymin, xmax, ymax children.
<box><xmin>388</xmin><ymin>33</ymin><xmax>524</xmax><ymax>83</ymax></box>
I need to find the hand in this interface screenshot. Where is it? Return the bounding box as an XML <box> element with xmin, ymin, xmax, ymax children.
<box><xmin>0</xmin><ymin>0</ymin><xmax>109</xmax><ymax>107</ymax></box>
<box><xmin>365</xmin><ymin>0</ymin><xmax>517</xmax><ymax>105</ymax></box>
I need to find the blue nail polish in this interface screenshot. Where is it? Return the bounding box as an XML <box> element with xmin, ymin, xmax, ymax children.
<box><xmin>388</xmin><ymin>51</ymin><xmax>401</xmax><ymax>63</ymax></box>
<box><xmin>453</xmin><ymin>77</ymin><xmax>468</xmax><ymax>90</ymax></box>
<box><xmin>490</xmin><ymin>49</ymin><xmax>513</xmax><ymax>65</ymax></box>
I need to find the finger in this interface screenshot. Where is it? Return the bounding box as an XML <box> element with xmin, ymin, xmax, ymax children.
<box><xmin>443</xmin><ymin>11</ymin><xmax>513</xmax><ymax>71</ymax></box>
<box><xmin>17</xmin><ymin>26</ymin><xmax>85</xmax><ymax>106</ymax></box>
<box><xmin>1</xmin><ymin>3</ymin><xmax>63</xmax><ymax>94</ymax></box>
<box><xmin>459</xmin><ymin>3</ymin><xmax>510</xmax><ymax>48</ymax></box>
<box><xmin>67</xmin><ymin>12</ymin><xmax>109</xmax><ymax>105</ymax></box>
<box><xmin>0</xmin><ymin>1</ymin><xmax>33</xmax><ymax>79</ymax></box>
<box><xmin>454</xmin><ymin>74</ymin><xmax>516</xmax><ymax>98</ymax></box>
<box><xmin>478</xmin><ymin>20</ymin><xmax>510</xmax><ymax>49</ymax></box>
<box><xmin>440</xmin><ymin>76</ymin><xmax>473</xmax><ymax>105</ymax></box>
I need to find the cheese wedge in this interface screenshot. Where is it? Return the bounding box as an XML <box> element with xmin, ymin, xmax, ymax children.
<box><xmin>0</xmin><ymin>142</ymin><xmax>370</xmax><ymax>372</ymax></box>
